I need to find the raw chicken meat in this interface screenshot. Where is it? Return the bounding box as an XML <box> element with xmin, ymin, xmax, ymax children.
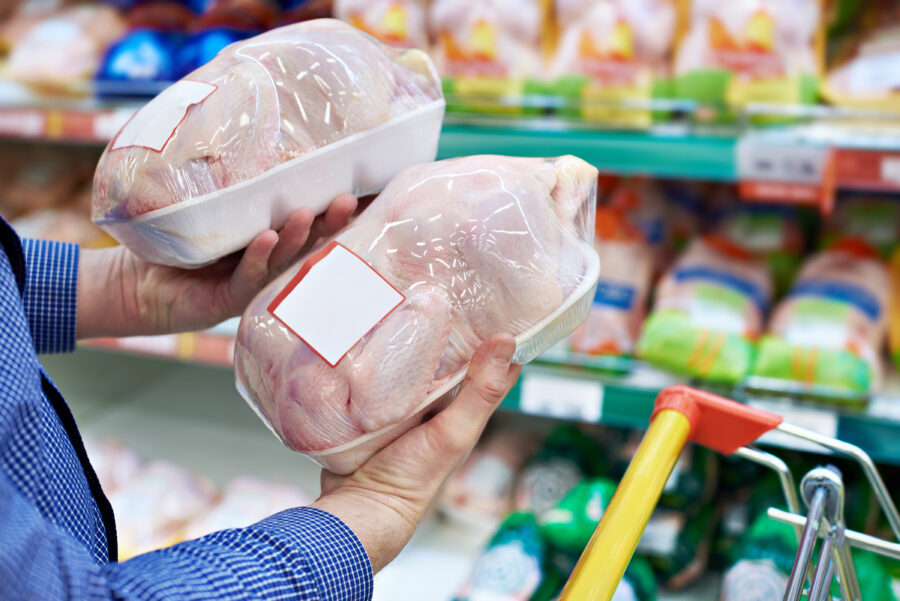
<box><xmin>429</xmin><ymin>0</ymin><xmax>543</xmax><ymax>79</ymax></box>
<box><xmin>235</xmin><ymin>155</ymin><xmax>598</xmax><ymax>473</ymax></box>
<box><xmin>335</xmin><ymin>0</ymin><xmax>428</xmax><ymax>49</ymax></box>
<box><xmin>7</xmin><ymin>4</ymin><xmax>125</xmax><ymax>91</ymax></box>
<box><xmin>754</xmin><ymin>239</ymin><xmax>890</xmax><ymax>393</ymax></box>
<box><xmin>637</xmin><ymin>236</ymin><xmax>773</xmax><ymax>383</ymax></box>
<box><xmin>570</xmin><ymin>208</ymin><xmax>653</xmax><ymax>356</ymax></box>
<box><xmin>92</xmin><ymin>19</ymin><xmax>442</xmax><ymax>222</ymax></box>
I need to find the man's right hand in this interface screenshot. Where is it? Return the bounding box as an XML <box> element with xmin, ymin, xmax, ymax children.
<box><xmin>311</xmin><ymin>334</ymin><xmax>521</xmax><ymax>572</ymax></box>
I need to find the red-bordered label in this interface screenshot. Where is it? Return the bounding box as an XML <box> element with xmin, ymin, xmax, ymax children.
<box><xmin>267</xmin><ymin>241</ymin><xmax>406</xmax><ymax>367</ymax></box>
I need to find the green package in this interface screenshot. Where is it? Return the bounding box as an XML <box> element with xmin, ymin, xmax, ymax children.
<box><xmin>538</xmin><ymin>479</ymin><xmax>618</xmax><ymax>554</ymax></box>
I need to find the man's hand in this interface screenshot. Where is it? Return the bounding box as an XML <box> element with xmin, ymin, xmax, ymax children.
<box><xmin>311</xmin><ymin>334</ymin><xmax>521</xmax><ymax>572</ymax></box>
<box><xmin>77</xmin><ymin>194</ymin><xmax>357</xmax><ymax>339</ymax></box>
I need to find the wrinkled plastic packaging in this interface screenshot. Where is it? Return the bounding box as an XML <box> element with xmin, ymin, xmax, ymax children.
<box><xmin>92</xmin><ymin>19</ymin><xmax>445</xmax><ymax>268</ymax></box>
<box><xmin>235</xmin><ymin>155</ymin><xmax>600</xmax><ymax>474</ymax></box>
<box><xmin>637</xmin><ymin>236</ymin><xmax>773</xmax><ymax>384</ymax></box>
<box><xmin>753</xmin><ymin>240</ymin><xmax>889</xmax><ymax>394</ymax></box>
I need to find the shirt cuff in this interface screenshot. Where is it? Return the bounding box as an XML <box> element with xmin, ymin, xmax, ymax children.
<box><xmin>21</xmin><ymin>239</ymin><xmax>79</xmax><ymax>354</ymax></box>
<box><xmin>251</xmin><ymin>507</ymin><xmax>374</xmax><ymax>601</ymax></box>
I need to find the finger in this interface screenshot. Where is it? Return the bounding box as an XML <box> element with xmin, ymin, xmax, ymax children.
<box><xmin>323</xmin><ymin>194</ymin><xmax>358</xmax><ymax>233</ymax></box>
<box><xmin>227</xmin><ymin>230</ymin><xmax>278</xmax><ymax>309</ymax></box>
<box><xmin>269</xmin><ymin>208</ymin><xmax>315</xmax><ymax>271</ymax></box>
<box><xmin>423</xmin><ymin>334</ymin><xmax>520</xmax><ymax>459</ymax></box>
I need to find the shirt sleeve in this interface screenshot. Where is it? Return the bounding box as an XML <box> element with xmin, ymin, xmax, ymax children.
<box><xmin>0</xmin><ymin>469</ymin><xmax>374</xmax><ymax>601</ymax></box>
<box><xmin>20</xmin><ymin>239</ymin><xmax>79</xmax><ymax>354</ymax></box>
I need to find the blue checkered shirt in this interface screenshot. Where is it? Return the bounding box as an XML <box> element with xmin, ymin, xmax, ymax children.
<box><xmin>0</xmin><ymin>217</ymin><xmax>373</xmax><ymax>600</ymax></box>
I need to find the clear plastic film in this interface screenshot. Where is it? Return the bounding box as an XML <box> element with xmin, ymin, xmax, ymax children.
<box><xmin>235</xmin><ymin>155</ymin><xmax>599</xmax><ymax>474</ymax></box>
<box><xmin>92</xmin><ymin>18</ymin><xmax>444</xmax><ymax>268</ymax></box>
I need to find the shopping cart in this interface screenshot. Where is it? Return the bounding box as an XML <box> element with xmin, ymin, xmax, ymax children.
<box><xmin>558</xmin><ymin>385</ymin><xmax>900</xmax><ymax>601</ymax></box>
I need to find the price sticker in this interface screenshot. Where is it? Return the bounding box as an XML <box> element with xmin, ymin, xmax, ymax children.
<box><xmin>520</xmin><ymin>373</ymin><xmax>603</xmax><ymax>422</ymax></box>
<box><xmin>737</xmin><ymin>138</ymin><xmax>830</xmax><ymax>184</ymax></box>
<box><xmin>748</xmin><ymin>399</ymin><xmax>838</xmax><ymax>454</ymax></box>
<box><xmin>881</xmin><ymin>157</ymin><xmax>900</xmax><ymax>185</ymax></box>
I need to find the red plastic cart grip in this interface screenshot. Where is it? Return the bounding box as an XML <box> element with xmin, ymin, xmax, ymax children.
<box><xmin>650</xmin><ymin>385</ymin><xmax>783</xmax><ymax>455</ymax></box>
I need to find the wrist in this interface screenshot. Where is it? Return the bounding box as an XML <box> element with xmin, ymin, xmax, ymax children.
<box><xmin>76</xmin><ymin>246</ymin><xmax>140</xmax><ymax>339</ymax></box>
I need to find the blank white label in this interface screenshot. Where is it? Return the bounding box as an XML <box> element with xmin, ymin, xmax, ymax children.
<box><xmin>269</xmin><ymin>243</ymin><xmax>405</xmax><ymax>367</ymax></box>
<box><xmin>749</xmin><ymin>399</ymin><xmax>838</xmax><ymax>454</ymax></box>
<box><xmin>881</xmin><ymin>157</ymin><xmax>900</xmax><ymax>184</ymax></box>
<box><xmin>112</xmin><ymin>80</ymin><xmax>217</xmax><ymax>152</ymax></box>
<box><xmin>520</xmin><ymin>373</ymin><xmax>603</xmax><ymax>422</ymax></box>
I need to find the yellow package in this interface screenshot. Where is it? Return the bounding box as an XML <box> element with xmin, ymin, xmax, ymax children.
<box><xmin>673</xmin><ymin>0</ymin><xmax>824</xmax><ymax>116</ymax></box>
<box><xmin>334</xmin><ymin>0</ymin><xmax>428</xmax><ymax>49</ymax></box>
<box><xmin>429</xmin><ymin>0</ymin><xmax>550</xmax><ymax>114</ymax></box>
<box><xmin>822</xmin><ymin>1</ymin><xmax>900</xmax><ymax>110</ymax></box>
<box><xmin>547</xmin><ymin>0</ymin><xmax>677</xmax><ymax>126</ymax></box>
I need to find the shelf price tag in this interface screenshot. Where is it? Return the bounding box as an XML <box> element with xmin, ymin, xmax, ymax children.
<box><xmin>520</xmin><ymin>373</ymin><xmax>603</xmax><ymax>422</ymax></box>
<box><xmin>748</xmin><ymin>399</ymin><xmax>838</xmax><ymax>454</ymax></box>
<box><xmin>736</xmin><ymin>138</ymin><xmax>835</xmax><ymax>213</ymax></box>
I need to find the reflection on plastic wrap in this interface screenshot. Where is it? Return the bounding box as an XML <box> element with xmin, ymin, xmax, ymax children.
<box><xmin>92</xmin><ymin>18</ymin><xmax>444</xmax><ymax>267</ymax></box>
<box><xmin>235</xmin><ymin>155</ymin><xmax>600</xmax><ymax>474</ymax></box>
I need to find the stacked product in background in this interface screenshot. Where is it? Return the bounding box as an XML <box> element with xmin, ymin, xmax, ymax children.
<box><xmin>333</xmin><ymin>0</ymin><xmax>427</xmax><ymax>49</ymax></box>
<box><xmin>546</xmin><ymin>0</ymin><xmax>676</xmax><ymax>126</ymax></box>
<box><xmin>637</xmin><ymin>235</ymin><xmax>773</xmax><ymax>384</ymax></box>
<box><xmin>673</xmin><ymin>0</ymin><xmax>823</xmax><ymax>116</ymax></box>
<box><xmin>753</xmin><ymin>238</ymin><xmax>890</xmax><ymax>395</ymax></box>
<box><xmin>822</xmin><ymin>0</ymin><xmax>900</xmax><ymax>111</ymax></box>
<box><xmin>569</xmin><ymin>207</ymin><xmax>653</xmax><ymax>357</ymax></box>
<box><xmin>236</xmin><ymin>155</ymin><xmax>599</xmax><ymax>474</ymax></box>
<box><xmin>428</xmin><ymin>0</ymin><xmax>547</xmax><ymax>113</ymax></box>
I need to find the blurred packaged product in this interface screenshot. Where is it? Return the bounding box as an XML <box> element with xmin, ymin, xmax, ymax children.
<box><xmin>538</xmin><ymin>478</ymin><xmax>617</xmax><ymax>554</ymax></box>
<box><xmin>569</xmin><ymin>207</ymin><xmax>653</xmax><ymax>357</ymax></box>
<box><xmin>719</xmin><ymin>514</ymin><xmax>797</xmax><ymax>601</ymax></box>
<box><xmin>546</xmin><ymin>0</ymin><xmax>676</xmax><ymax>126</ymax></box>
<box><xmin>1</xmin><ymin>146</ymin><xmax>93</xmax><ymax>217</ymax></box>
<box><xmin>7</xmin><ymin>3</ymin><xmax>126</xmax><ymax>93</ymax></box>
<box><xmin>183</xmin><ymin>476</ymin><xmax>310</xmax><ymax>538</ymax></box>
<box><xmin>453</xmin><ymin>511</ymin><xmax>557</xmax><ymax>601</ymax></box>
<box><xmin>824</xmin><ymin>196</ymin><xmax>900</xmax><ymax>259</ymax></box>
<box><xmin>822</xmin><ymin>0</ymin><xmax>900</xmax><ymax>111</ymax></box>
<box><xmin>334</xmin><ymin>0</ymin><xmax>427</xmax><ymax>49</ymax></box>
<box><xmin>753</xmin><ymin>238</ymin><xmax>889</xmax><ymax>395</ymax></box>
<box><xmin>711</xmin><ymin>204</ymin><xmax>807</xmax><ymax>297</ymax></box>
<box><xmin>108</xmin><ymin>460</ymin><xmax>218</xmax><ymax>559</ymax></box>
<box><xmin>637</xmin><ymin>235</ymin><xmax>773</xmax><ymax>384</ymax></box>
<box><xmin>236</xmin><ymin>156</ymin><xmax>598</xmax><ymax>474</ymax></box>
<box><xmin>441</xmin><ymin>428</ymin><xmax>542</xmax><ymax>531</ymax></box>
<box><xmin>429</xmin><ymin>0</ymin><xmax>546</xmax><ymax>114</ymax></box>
<box><xmin>673</xmin><ymin>0</ymin><xmax>824</xmax><ymax>117</ymax></box>
<box><xmin>82</xmin><ymin>437</ymin><xmax>143</xmax><ymax>494</ymax></box>
<box><xmin>0</xmin><ymin>0</ymin><xmax>69</xmax><ymax>52</ymax></box>
<box><xmin>890</xmin><ymin>245</ymin><xmax>900</xmax><ymax>373</ymax></box>
<box><xmin>277</xmin><ymin>0</ymin><xmax>332</xmax><ymax>24</ymax></box>
<box><xmin>513</xmin><ymin>426</ymin><xmax>606</xmax><ymax>518</ymax></box>
<box><xmin>639</xmin><ymin>504</ymin><xmax>716</xmax><ymax>590</ymax></box>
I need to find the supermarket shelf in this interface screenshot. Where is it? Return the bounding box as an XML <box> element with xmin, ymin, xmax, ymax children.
<box><xmin>80</xmin><ymin>327</ymin><xmax>900</xmax><ymax>466</ymax></box>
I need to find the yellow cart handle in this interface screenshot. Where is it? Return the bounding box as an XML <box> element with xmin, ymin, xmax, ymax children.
<box><xmin>559</xmin><ymin>386</ymin><xmax>783</xmax><ymax>601</ymax></box>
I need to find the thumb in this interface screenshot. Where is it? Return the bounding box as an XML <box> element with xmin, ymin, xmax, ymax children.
<box><xmin>424</xmin><ymin>334</ymin><xmax>521</xmax><ymax>459</ymax></box>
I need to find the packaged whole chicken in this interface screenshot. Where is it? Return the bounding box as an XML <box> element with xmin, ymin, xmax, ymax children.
<box><xmin>569</xmin><ymin>207</ymin><xmax>653</xmax><ymax>357</ymax></box>
<box><xmin>440</xmin><ymin>429</ymin><xmax>542</xmax><ymax>530</ymax></box>
<box><xmin>334</xmin><ymin>0</ymin><xmax>427</xmax><ymax>49</ymax></box>
<box><xmin>547</xmin><ymin>0</ymin><xmax>676</xmax><ymax>126</ymax></box>
<box><xmin>235</xmin><ymin>155</ymin><xmax>600</xmax><ymax>474</ymax></box>
<box><xmin>636</xmin><ymin>236</ymin><xmax>773</xmax><ymax>384</ymax></box>
<box><xmin>7</xmin><ymin>4</ymin><xmax>126</xmax><ymax>93</ymax></box>
<box><xmin>429</xmin><ymin>0</ymin><xmax>546</xmax><ymax>113</ymax></box>
<box><xmin>108</xmin><ymin>461</ymin><xmax>218</xmax><ymax>560</ymax></box>
<box><xmin>822</xmin><ymin>1</ymin><xmax>900</xmax><ymax>111</ymax></box>
<box><xmin>753</xmin><ymin>239</ymin><xmax>889</xmax><ymax>395</ymax></box>
<box><xmin>673</xmin><ymin>0</ymin><xmax>823</xmax><ymax>113</ymax></box>
<box><xmin>184</xmin><ymin>477</ymin><xmax>310</xmax><ymax>538</ymax></box>
<box><xmin>92</xmin><ymin>18</ymin><xmax>445</xmax><ymax>268</ymax></box>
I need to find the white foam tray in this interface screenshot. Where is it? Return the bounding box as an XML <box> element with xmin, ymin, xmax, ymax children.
<box><xmin>237</xmin><ymin>240</ymin><xmax>601</xmax><ymax>475</ymax></box>
<box><xmin>96</xmin><ymin>99</ymin><xmax>446</xmax><ymax>268</ymax></box>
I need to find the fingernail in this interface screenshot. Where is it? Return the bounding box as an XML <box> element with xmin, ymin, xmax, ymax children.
<box><xmin>492</xmin><ymin>339</ymin><xmax>515</xmax><ymax>365</ymax></box>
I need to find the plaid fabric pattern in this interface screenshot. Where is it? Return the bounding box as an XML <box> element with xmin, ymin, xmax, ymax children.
<box><xmin>0</xmin><ymin>219</ymin><xmax>373</xmax><ymax>600</ymax></box>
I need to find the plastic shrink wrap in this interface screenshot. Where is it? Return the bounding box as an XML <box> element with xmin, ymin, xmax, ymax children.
<box><xmin>92</xmin><ymin>18</ymin><xmax>444</xmax><ymax>268</ymax></box>
<box><xmin>753</xmin><ymin>239</ymin><xmax>889</xmax><ymax>394</ymax></box>
<box><xmin>235</xmin><ymin>155</ymin><xmax>600</xmax><ymax>474</ymax></box>
<box><xmin>637</xmin><ymin>236</ymin><xmax>773</xmax><ymax>384</ymax></box>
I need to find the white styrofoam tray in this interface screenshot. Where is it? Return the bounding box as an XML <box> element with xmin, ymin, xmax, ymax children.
<box><xmin>96</xmin><ymin>99</ymin><xmax>446</xmax><ymax>268</ymax></box>
<box><xmin>236</xmin><ymin>241</ymin><xmax>601</xmax><ymax>475</ymax></box>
